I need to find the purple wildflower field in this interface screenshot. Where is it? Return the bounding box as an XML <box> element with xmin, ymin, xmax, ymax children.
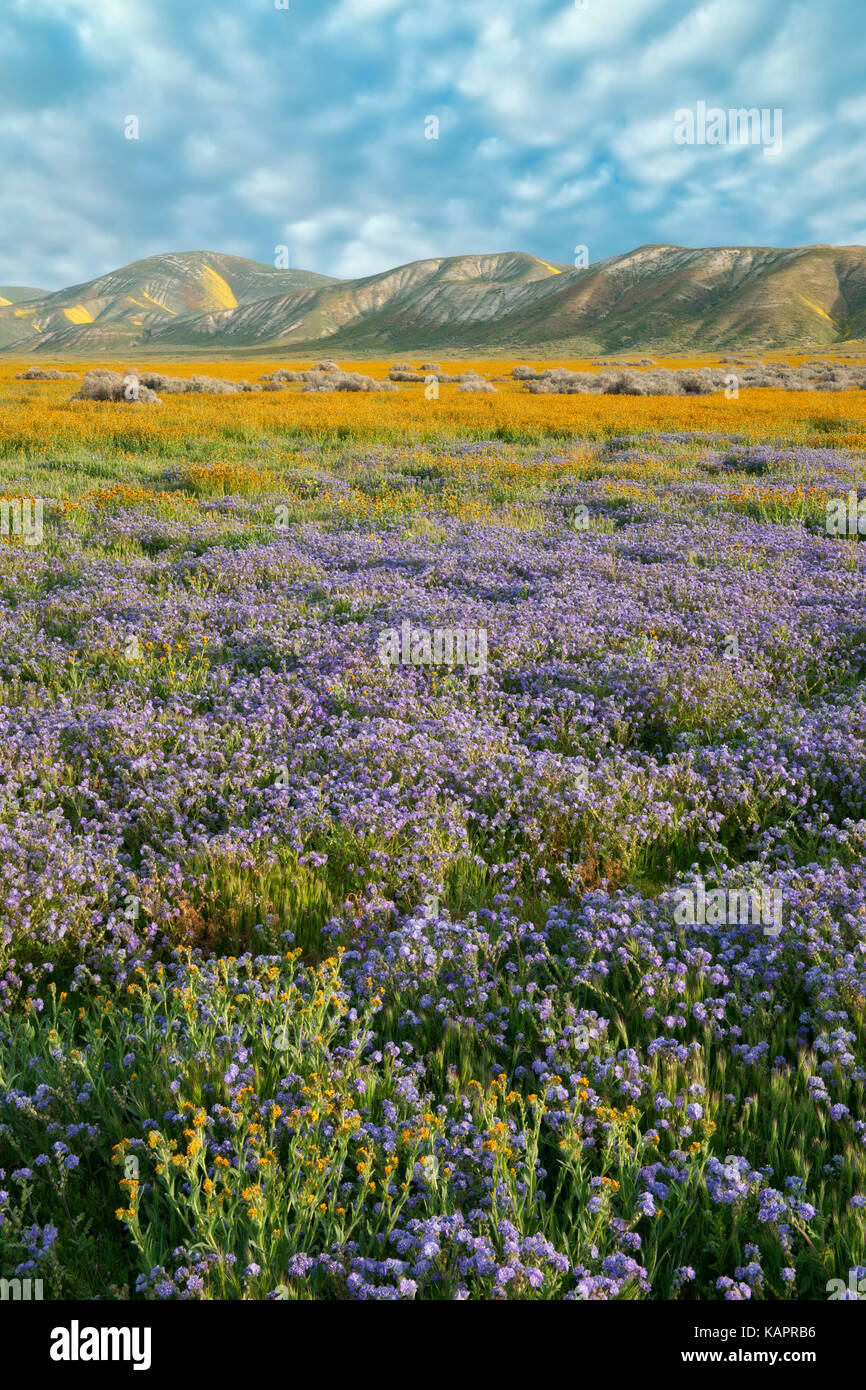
<box><xmin>1</xmin><ymin>430</ymin><xmax>865</xmax><ymax>1305</ymax></box>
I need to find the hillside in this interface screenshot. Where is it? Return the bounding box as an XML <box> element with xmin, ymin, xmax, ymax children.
<box><xmin>2</xmin><ymin>244</ymin><xmax>865</xmax><ymax>355</ymax></box>
<box><xmin>0</xmin><ymin>286</ymin><xmax>46</xmax><ymax>307</ymax></box>
<box><xmin>0</xmin><ymin>251</ymin><xmax>337</xmax><ymax>353</ymax></box>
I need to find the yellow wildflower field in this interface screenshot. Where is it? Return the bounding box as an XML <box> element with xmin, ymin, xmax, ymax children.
<box><xmin>1</xmin><ymin>356</ymin><xmax>866</xmax><ymax>457</ymax></box>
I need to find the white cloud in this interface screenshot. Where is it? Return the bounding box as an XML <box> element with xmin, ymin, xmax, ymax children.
<box><xmin>0</xmin><ymin>0</ymin><xmax>862</xmax><ymax>288</ymax></box>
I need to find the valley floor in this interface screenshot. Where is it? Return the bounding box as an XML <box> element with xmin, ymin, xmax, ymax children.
<box><xmin>1</xmin><ymin>370</ymin><xmax>865</xmax><ymax>1300</ymax></box>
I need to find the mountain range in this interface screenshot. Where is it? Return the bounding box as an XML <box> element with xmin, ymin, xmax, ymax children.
<box><xmin>2</xmin><ymin>243</ymin><xmax>865</xmax><ymax>356</ymax></box>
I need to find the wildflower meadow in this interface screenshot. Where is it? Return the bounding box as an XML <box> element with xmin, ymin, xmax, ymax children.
<box><xmin>0</xmin><ymin>357</ymin><xmax>865</xmax><ymax>1316</ymax></box>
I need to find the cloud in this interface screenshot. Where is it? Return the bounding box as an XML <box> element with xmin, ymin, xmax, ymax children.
<box><xmin>0</xmin><ymin>0</ymin><xmax>862</xmax><ymax>289</ymax></box>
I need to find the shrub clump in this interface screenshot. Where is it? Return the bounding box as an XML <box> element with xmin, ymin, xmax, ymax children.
<box><xmin>135</xmin><ymin>372</ymin><xmax>261</xmax><ymax>395</ymax></box>
<box><xmin>524</xmin><ymin>367</ymin><xmax>716</xmax><ymax>396</ymax></box>
<box><xmin>71</xmin><ymin>370</ymin><xmax>161</xmax><ymax>403</ymax></box>
<box><xmin>303</xmin><ymin>371</ymin><xmax>399</xmax><ymax>393</ymax></box>
<box><xmin>15</xmin><ymin>367</ymin><xmax>79</xmax><ymax>381</ymax></box>
<box><xmin>522</xmin><ymin>360</ymin><xmax>866</xmax><ymax>395</ymax></box>
<box><xmin>260</xmin><ymin>367</ymin><xmax>396</xmax><ymax>391</ymax></box>
<box><xmin>70</xmin><ymin>370</ymin><xmax>276</xmax><ymax>400</ymax></box>
<box><xmin>260</xmin><ymin>369</ymin><xmax>305</xmax><ymax>384</ymax></box>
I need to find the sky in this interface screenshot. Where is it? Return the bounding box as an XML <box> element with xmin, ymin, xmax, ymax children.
<box><xmin>1</xmin><ymin>0</ymin><xmax>864</xmax><ymax>289</ymax></box>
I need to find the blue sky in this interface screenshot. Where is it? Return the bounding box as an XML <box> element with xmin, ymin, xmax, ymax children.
<box><xmin>2</xmin><ymin>0</ymin><xmax>864</xmax><ymax>289</ymax></box>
